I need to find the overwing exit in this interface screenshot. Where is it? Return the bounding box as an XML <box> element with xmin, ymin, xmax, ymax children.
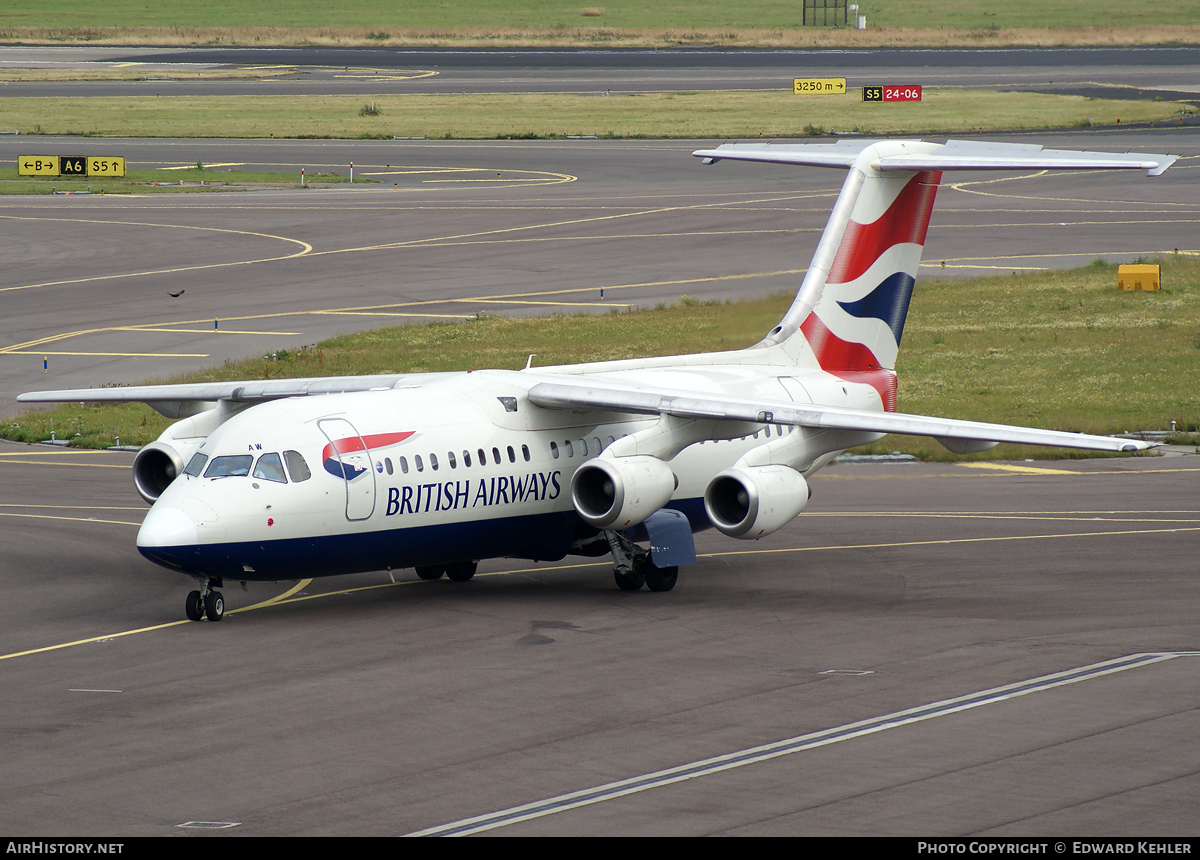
<box><xmin>18</xmin><ymin>139</ymin><xmax>1177</xmax><ymax>621</ymax></box>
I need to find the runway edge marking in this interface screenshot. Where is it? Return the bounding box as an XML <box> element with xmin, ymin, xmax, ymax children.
<box><xmin>404</xmin><ymin>651</ymin><xmax>1199</xmax><ymax>837</ymax></box>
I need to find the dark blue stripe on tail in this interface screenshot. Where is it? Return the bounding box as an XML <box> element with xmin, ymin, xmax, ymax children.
<box><xmin>836</xmin><ymin>272</ymin><xmax>916</xmax><ymax>344</ymax></box>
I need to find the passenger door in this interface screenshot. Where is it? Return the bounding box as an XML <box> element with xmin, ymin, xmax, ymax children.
<box><xmin>317</xmin><ymin>418</ymin><xmax>377</xmax><ymax>521</ymax></box>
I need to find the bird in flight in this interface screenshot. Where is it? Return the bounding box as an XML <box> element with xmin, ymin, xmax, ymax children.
<box><xmin>168</xmin><ymin>289</ymin><xmax>185</xmax><ymax>298</ymax></box>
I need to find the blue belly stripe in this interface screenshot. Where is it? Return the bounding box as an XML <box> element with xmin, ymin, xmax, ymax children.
<box><xmin>140</xmin><ymin>499</ymin><xmax>713</xmax><ymax>581</ymax></box>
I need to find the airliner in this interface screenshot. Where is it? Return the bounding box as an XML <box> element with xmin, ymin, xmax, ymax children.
<box><xmin>19</xmin><ymin>139</ymin><xmax>1176</xmax><ymax>622</ymax></box>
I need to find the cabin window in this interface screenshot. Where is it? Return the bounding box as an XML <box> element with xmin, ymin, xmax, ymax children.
<box><xmin>183</xmin><ymin>453</ymin><xmax>209</xmax><ymax>477</ymax></box>
<box><xmin>521</xmin><ymin>444</ymin><xmax>530</xmax><ymax>462</ymax></box>
<box><xmin>563</xmin><ymin>440</ymin><xmax>574</xmax><ymax>457</ymax></box>
<box><xmin>477</xmin><ymin>448</ymin><xmax>487</xmax><ymax>466</ymax></box>
<box><xmin>550</xmin><ymin>441</ymin><xmax>559</xmax><ymax>459</ymax></box>
<box><xmin>463</xmin><ymin>450</ymin><xmax>472</xmax><ymax>468</ymax></box>
<box><xmin>430</xmin><ymin>453</ymin><xmax>439</xmax><ymax>471</ymax></box>
<box><xmin>284</xmin><ymin>450</ymin><xmax>311</xmax><ymax>482</ymax></box>
<box><xmin>507</xmin><ymin>445</ymin><xmax>515</xmax><ymax>463</ymax></box>
<box><xmin>578</xmin><ymin>438</ymin><xmax>588</xmax><ymax>456</ymax></box>
<box><xmin>253</xmin><ymin>452</ymin><xmax>288</xmax><ymax>484</ymax></box>
<box><xmin>593</xmin><ymin>436</ymin><xmax>602</xmax><ymax>452</ymax></box>
<box><xmin>375</xmin><ymin>460</ymin><xmax>384</xmax><ymax>474</ymax></box>
<box><xmin>204</xmin><ymin>455</ymin><xmax>253</xmax><ymax>478</ymax></box>
<box><xmin>399</xmin><ymin>456</ymin><xmax>409</xmax><ymax>474</ymax></box>
<box><xmin>415</xmin><ymin>455</ymin><xmax>424</xmax><ymax>472</ymax></box>
<box><xmin>492</xmin><ymin>447</ymin><xmax>501</xmax><ymax>464</ymax></box>
<box><xmin>447</xmin><ymin>451</ymin><xmax>457</xmax><ymax>469</ymax></box>
<box><xmin>385</xmin><ymin>458</ymin><xmax>394</xmax><ymax>475</ymax></box>
<box><xmin>607</xmin><ymin>435</ymin><xmax>615</xmax><ymax>447</ymax></box>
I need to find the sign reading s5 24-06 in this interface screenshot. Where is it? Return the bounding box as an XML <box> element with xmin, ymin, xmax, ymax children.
<box><xmin>18</xmin><ymin>156</ymin><xmax>126</xmax><ymax>177</ymax></box>
<box><xmin>862</xmin><ymin>85</ymin><xmax>923</xmax><ymax>102</ymax></box>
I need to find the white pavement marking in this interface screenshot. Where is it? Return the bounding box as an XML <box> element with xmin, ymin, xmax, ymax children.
<box><xmin>406</xmin><ymin>651</ymin><xmax>1199</xmax><ymax>837</ymax></box>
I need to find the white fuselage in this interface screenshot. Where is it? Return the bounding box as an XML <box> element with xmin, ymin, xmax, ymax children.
<box><xmin>137</xmin><ymin>359</ymin><xmax>882</xmax><ymax>580</ymax></box>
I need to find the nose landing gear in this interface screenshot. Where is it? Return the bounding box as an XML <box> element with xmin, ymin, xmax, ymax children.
<box><xmin>185</xmin><ymin>577</ymin><xmax>225</xmax><ymax>621</ymax></box>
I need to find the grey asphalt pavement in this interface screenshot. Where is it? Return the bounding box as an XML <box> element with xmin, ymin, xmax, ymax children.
<box><xmin>0</xmin><ymin>443</ymin><xmax>1196</xmax><ymax>835</ymax></box>
<box><xmin>1</xmin><ymin>129</ymin><xmax>1197</xmax><ymax>413</ymax></box>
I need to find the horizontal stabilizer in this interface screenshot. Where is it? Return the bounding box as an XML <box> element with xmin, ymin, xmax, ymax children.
<box><xmin>694</xmin><ymin>139</ymin><xmax>1178</xmax><ymax>176</ymax></box>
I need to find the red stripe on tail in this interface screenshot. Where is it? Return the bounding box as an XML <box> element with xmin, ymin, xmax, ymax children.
<box><xmin>826</xmin><ymin>171</ymin><xmax>941</xmax><ymax>285</ymax></box>
<box><xmin>800</xmin><ymin>314</ymin><xmax>897</xmax><ymax>411</ymax></box>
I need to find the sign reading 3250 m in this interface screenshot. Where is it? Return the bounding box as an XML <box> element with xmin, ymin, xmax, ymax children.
<box><xmin>793</xmin><ymin>78</ymin><xmax>847</xmax><ymax>95</ymax></box>
<box><xmin>18</xmin><ymin>156</ymin><xmax>126</xmax><ymax>177</ymax></box>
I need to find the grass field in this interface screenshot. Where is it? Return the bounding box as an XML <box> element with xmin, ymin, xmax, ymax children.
<box><xmin>0</xmin><ymin>166</ymin><xmax>355</xmax><ymax>195</ymax></box>
<box><xmin>0</xmin><ymin>68</ymin><xmax>298</xmax><ymax>83</ymax></box>
<box><xmin>1</xmin><ymin>1</ymin><xmax>1199</xmax><ymax>46</ymax></box>
<box><xmin>2</xmin><ymin>90</ymin><xmax>1191</xmax><ymax>141</ymax></box>
<box><xmin>9</xmin><ymin>257</ymin><xmax>1200</xmax><ymax>460</ymax></box>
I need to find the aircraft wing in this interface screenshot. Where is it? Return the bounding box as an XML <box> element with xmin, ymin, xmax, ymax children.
<box><xmin>16</xmin><ymin>373</ymin><xmax>440</xmax><ymax>417</ymax></box>
<box><xmin>693</xmin><ymin>139</ymin><xmax>1178</xmax><ymax>176</ymax></box>
<box><xmin>526</xmin><ymin>380</ymin><xmax>1150</xmax><ymax>453</ymax></box>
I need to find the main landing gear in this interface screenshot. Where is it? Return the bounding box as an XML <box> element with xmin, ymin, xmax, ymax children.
<box><xmin>185</xmin><ymin>577</ymin><xmax>225</xmax><ymax>622</ymax></box>
<box><xmin>414</xmin><ymin>561</ymin><xmax>478</xmax><ymax>582</ymax></box>
<box><xmin>604</xmin><ymin>530</ymin><xmax>678</xmax><ymax>593</ymax></box>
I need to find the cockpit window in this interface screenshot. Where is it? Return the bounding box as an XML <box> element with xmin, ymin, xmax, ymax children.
<box><xmin>203</xmin><ymin>455</ymin><xmax>253</xmax><ymax>478</ymax></box>
<box><xmin>253</xmin><ymin>452</ymin><xmax>288</xmax><ymax>484</ymax></box>
<box><xmin>284</xmin><ymin>450</ymin><xmax>311</xmax><ymax>483</ymax></box>
<box><xmin>183</xmin><ymin>453</ymin><xmax>209</xmax><ymax>477</ymax></box>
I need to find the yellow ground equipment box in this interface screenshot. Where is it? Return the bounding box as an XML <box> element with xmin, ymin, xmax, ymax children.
<box><xmin>1118</xmin><ymin>264</ymin><xmax>1160</xmax><ymax>291</ymax></box>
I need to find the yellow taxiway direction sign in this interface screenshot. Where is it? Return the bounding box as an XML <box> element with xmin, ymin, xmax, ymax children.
<box><xmin>18</xmin><ymin>156</ymin><xmax>126</xmax><ymax>177</ymax></box>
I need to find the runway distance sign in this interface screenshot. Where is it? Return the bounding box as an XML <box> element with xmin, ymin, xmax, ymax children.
<box><xmin>17</xmin><ymin>156</ymin><xmax>126</xmax><ymax>177</ymax></box>
<box><xmin>793</xmin><ymin>77</ymin><xmax>847</xmax><ymax>95</ymax></box>
<box><xmin>862</xmin><ymin>85</ymin><xmax>923</xmax><ymax>102</ymax></box>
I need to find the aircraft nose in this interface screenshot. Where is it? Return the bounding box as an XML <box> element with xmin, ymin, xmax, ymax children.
<box><xmin>137</xmin><ymin>498</ymin><xmax>217</xmax><ymax>549</ymax></box>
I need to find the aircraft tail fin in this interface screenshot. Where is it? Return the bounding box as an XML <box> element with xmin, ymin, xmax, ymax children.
<box><xmin>693</xmin><ymin>139</ymin><xmax>1178</xmax><ymax>412</ymax></box>
<box><xmin>793</xmin><ymin>164</ymin><xmax>941</xmax><ymax>411</ymax></box>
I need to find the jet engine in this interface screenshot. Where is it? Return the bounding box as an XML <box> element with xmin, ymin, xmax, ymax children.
<box><xmin>571</xmin><ymin>455</ymin><xmax>677</xmax><ymax>530</ymax></box>
<box><xmin>703</xmin><ymin>465</ymin><xmax>810</xmax><ymax>539</ymax></box>
<box><xmin>133</xmin><ymin>441</ymin><xmax>193</xmax><ymax>504</ymax></box>
<box><xmin>130</xmin><ymin>402</ymin><xmax>236</xmax><ymax>504</ymax></box>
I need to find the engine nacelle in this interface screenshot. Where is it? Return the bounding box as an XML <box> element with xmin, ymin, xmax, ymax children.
<box><xmin>571</xmin><ymin>455</ymin><xmax>677</xmax><ymax>530</ymax></box>
<box><xmin>704</xmin><ymin>465</ymin><xmax>810</xmax><ymax>540</ymax></box>
<box><xmin>133</xmin><ymin>442</ymin><xmax>185</xmax><ymax>504</ymax></box>
<box><xmin>130</xmin><ymin>402</ymin><xmax>241</xmax><ymax>504</ymax></box>
<box><xmin>133</xmin><ymin>438</ymin><xmax>207</xmax><ymax>504</ymax></box>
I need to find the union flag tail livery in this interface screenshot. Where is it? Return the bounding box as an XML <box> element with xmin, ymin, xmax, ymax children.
<box><xmin>18</xmin><ymin>139</ymin><xmax>1175</xmax><ymax>619</ymax></box>
<box><xmin>799</xmin><ymin>169</ymin><xmax>941</xmax><ymax>411</ymax></box>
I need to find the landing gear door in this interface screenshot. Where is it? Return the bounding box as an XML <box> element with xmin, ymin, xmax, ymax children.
<box><xmin>318</xmin><ymin>418</ymin><xmax>376</xmax><ymax>521</ymax></box>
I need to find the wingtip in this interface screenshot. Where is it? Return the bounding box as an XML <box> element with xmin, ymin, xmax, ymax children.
<box><xmin>1119</xmin><ymin>440</ymin><xmax>1156</xmax><ymax>452</ymax></box>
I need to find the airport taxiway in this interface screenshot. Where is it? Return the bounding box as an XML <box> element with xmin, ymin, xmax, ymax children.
<box><xmin>1</xmin><ymin>129</ymin><xmax>1198</xmax><ymax>411</ymax></box>
<box><xmin>2</xmin><ymin>45</ymin><xmax>1199</xmax><ymax>102</ymax></box>
<box><xmin>0</xmin><ymin>441</ymin><xmax>1196</xmax><ymax>835</ymax></box>
<box><xmin>0</xmin><ymin>106</ymin><xmax>1197</xmax><ymax>835</ymax></box>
